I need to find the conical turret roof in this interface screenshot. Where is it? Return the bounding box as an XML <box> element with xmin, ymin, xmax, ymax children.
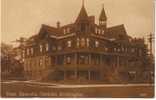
<box><xmin>75</xmin><ymin>3</ymin><xmax>88</xmax><ymax>22</ymax></box>
<box><xmin>99</xmin><ymin>6</ymin><xmax>107</xmax><ymax>21</ymax></box>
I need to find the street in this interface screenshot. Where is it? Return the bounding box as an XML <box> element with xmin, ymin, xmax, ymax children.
<box><xmin>1</xmin><ymin>81</ymin><xmax>154</xmax><ymax>98</ymax></box>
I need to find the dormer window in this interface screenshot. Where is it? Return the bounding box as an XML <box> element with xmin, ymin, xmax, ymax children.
<box><xmin>63</xmin><ymin>29</ymin><xmax>66</xmax><ymax>34</ymax></box>
<box><xmin>40</xmin><ymin>45</ymin><xmax>43</xmax><ymax>52</ymax></box>
<box><xmin>95</xmin><ymin>41</ymin><xmax>99</xmax><ymax>47</ymax></box>
<box><xmin>67</xmin><ymin>41</ymin><xmax>71</xmax><ymax>47</ymax></box>
<box><xmin>67</xmin><ymin>28</ymin><xmax>70</xmax><ymax>33</ymax></box>
<box><xmin>45</xmin><ymin>43</ymin><xmax>49</xmax><ymax>51</ymax></box>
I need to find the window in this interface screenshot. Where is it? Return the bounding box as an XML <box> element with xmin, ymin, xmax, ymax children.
<box><xmin>81</xmin><ymin>23</ymin><xmax>86</xmax><ymax>32</ymax></box>
<box><xmin>131</xmin><ymin>48</ymin><xmax>135</xmax><ymax>53</ymax></box>
<box><xmin>104</xmin><ymin>47</ymin><xmax>108</xmax><ymax>51</ymax></box>
<box><xmin>98</xmin><ymin>29</ymin><xmax>101</xmax><ymax>34</ymax></box>
<box><xmin>30</xmin><ymin>48</ymin><xmax>33</xmax><ymax>55</ymax></box>
<box><xmin>22</xmin><ymin>50</ymin><xmax>25</xmax><ymax>57</ymax></box>
<box><xmin>52</xmin><ymin>46</ymin><xmax>56</xmax><ymax>51</ymax></box>
<box><xmin>81</xmin><ymin>38</ymin><xmax>85</xmax><ymax>47</ymax></box>
<box><xmin>67</xmin><ymin>28</ymin><xmax>70</xmax><ymax>33</ymax></box>
<box><xmin>86</xmin><ymin>38</ymin><xmax>90</xmax><ymax>47</ymax></box>
<box><xmin>39</xmin><ymin>59</ymin><xmax>43</xmax><ymax>66</ymax></box>
<box><xmin>117</xmin><ymin>48</ymin><xmax>121</xmax><ymax>52</ymax></box>
<box><xmin>45</xmin><ymin>43</ymin><xmax>49</xmax><ymax>51</ymax></box>
<box><xmin>63</xmin><ymin>29</ymin><xmax>66</xmax><ymax>34</ymax></box>
<box><xmin>66</xmin><ymin>56</ymin><xmax>71</xmax><ymax>64</ymax></box>
<box><xmin>67</xmin><ymin>41</ymin><xmax>72</xmax><ymax>47</ymax></box>
<box><xmin>95</xmin><ymin>28</ymin><xmax>98</xmax><ymax>34</ymax></box>
<box><xmin>58</xmin><ymin>46</ymin><xmax>62</xmax><ymax>50</ymax></box>
<box><xmin>77</xmin><ymin>38</ymin><xmax>80</xmax><ymax>47</ymax></box>
<box><xmin>39</xmin><ymin>45</ymin><xmax>43</xmax><ymax>52</ymax></box>
<box><xmin>79</xmin><ymin>55</ymin><xmax>86</xmax><ymax>64</ymax></box>
<box><xmin>114</xmin><ymin>48</ymin><xmax>117</xmax><ymax>52</ymax></box>
<box><xmin>95</xmin><ymin>41</ymin><xmax>99</xmax><ymax>47</ymax></box>
<box><xmin>27</xmin><ymin>48</ymin><xmax>29</xmax><ymax>55</ymax></box>
<box><xmin>102</xmin><ymin>30</ymin><xmax>104</xmax><ymax>34</ymax></box>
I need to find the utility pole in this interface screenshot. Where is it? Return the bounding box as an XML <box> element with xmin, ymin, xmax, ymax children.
<box><xmin>147</xmin><ymin>33</ymin><xmax>154</xmax><ymax>56</ymax></box>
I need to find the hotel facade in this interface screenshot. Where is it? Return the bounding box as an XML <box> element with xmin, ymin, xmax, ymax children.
<box><xmin>21</xmin><ymin>3</ymin><xmax>153</xmax><ymax>83</ymax></box>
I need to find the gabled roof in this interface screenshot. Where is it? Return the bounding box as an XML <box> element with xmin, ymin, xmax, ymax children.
<box><xmin>104</xmin><ymin>24</ymin><xmax>128</xmax><ymax>40</ymax></box>
<box><xmin>99</xmin><ymin>6</ymin><xmax>107</xmax><ymax>21</ymax></box>
<box><xmin>75</xmin><ymin>5</ymin><xmax>88</xmax><ymax>23</ymax></box>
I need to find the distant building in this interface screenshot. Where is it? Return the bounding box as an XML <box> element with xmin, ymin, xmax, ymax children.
<box><xmin>21</xmin><ymin>2</ymin><xmax>153</xmax><ymax>83</ymax></box>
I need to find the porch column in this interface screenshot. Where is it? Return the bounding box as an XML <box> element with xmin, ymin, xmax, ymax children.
<box><xmin>89</xmin><ymin>54</ymin><xmax>91</xmax><ymax>64</ymax></box>
<box><xmin>100</xmin><ymin>55</ymin><xmax>103</xmax><ymax>65</ymax></box>
<box><xmin>117</xmin><ymin>56</ymin><xmax>120</xmax><ymax>68</ymax></box>
<box><xmin>88</xmin><ymin>71</ymin><xmax>91</xmax><ymax>80</ymax></box>
<box><xmin>75</xmin><ymin>71</ymin><xmax>77</xmax><ymax>79</ymax></box>
<box><xmin>64</xmin><ymin>71</ymin><xmax>66</xmax><ymax>80</ymax></box>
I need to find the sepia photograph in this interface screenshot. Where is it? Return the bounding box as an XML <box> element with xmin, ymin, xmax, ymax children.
<box><xmin>1</xmin><ymin>0</ymin><xmax>155</xmax><ymax>98</ymax></box>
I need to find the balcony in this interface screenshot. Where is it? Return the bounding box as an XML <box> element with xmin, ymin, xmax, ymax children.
<box><xmin>53</xmin><ymin>64</ymin><xmax>102</xmax><ymax>71</ymax></box>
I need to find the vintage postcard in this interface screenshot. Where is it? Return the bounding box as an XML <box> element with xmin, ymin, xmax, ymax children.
<box><xmin>1</xmin><ymin>0</ymin><xmax>154</xmax><ymax>98</ymax></box>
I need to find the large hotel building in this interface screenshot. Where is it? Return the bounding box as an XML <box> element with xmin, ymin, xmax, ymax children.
<box><xmin>21</xmin><ymin>2</ymin><xmax>153</xmax><ymax>83</ymax></box>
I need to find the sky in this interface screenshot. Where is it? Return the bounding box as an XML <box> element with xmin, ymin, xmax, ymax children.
<box><xmin>1</xmin><ymin>0</ymin><xmax>154</xmax><ymax>44</ymax></box>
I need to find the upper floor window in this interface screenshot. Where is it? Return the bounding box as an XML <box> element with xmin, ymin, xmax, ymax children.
<box><xmin>30</xmin><ymin>48</ymin><xmax>33</xmax><ymax>55</ymax></box>
<box><xmin>63</xmin><ymin>29</ymin><xmax>66</xmax><ymax>34</ymax></box>
<box><xmin>58</xmin><ymin>46</ymin><xmax>62</xmax><ymax>50</ymax></box>
<box><xmin>39</xmin><ymin>59</ymin><xmax>43</xmax><ymax>66</ymax></box>
<box><xmin>67</xmin><ymin>41</ymin><xmax>72</xmax><ymax>47</ymax></box>
<box><xmin>95</xmin><ymin>41</ymin><xmax>99</xmax><ymax>47</ymax></box>
<box><xmin>67</xmin><ymin>28</ymin><xmax>70</xmax><ymax>33</ymax></box>
<box><xmin>102</xmin><ymin>30</ymin><xmax>104</xmax><ymax>34</ymax></box>
<box><xmin>27</xmin><ymin>48</ymin><xmax>29</xmax><ymax>55</ymax></box>
<box><xmin>131</xmin><ymin>48</ymin><xmax>135</xmax><ymax>53</ymax></box>
<box><xmin>22</xmin><ymin>50</ymin><xmax>25</xmax><ymax>57</ymax></box>
<box><xmin>77</xmin><ymin>38</ymin><xmax>80</xmax><ymax>47</ymax></box>
<box><xmin>52</xmin><ymin>46</ymin><xmax>56</xmax><ymax>51</ymax></box>
<box><xmin>86</xmin><ymin>38</ymin><xmax>90</xmax><ymax>47</ymax></box>
<box><xmin>114</xmin><ymin>48</ymin><xmax>117</xmax><ymax>52</ymax></box>
<box><xmin>81</xmin><ymin>38</ymin><xmax>85</xmax><ymax>47</ymax></box>
<box><xmin>39</xmin><ymin>45</ymin><xmax>43</xmax><ymax>52</ymax></box>
<box><xmin>66</xmin><ymin>56</ymin><xmax>71</xmax><ymax>64</ymax></box>
<box><xmin>98</xmin><ymin>29</ymin><xmax>101</xmax><ymax>34</ymax></box>
<box><xmin>45</xmin><ymin>43</ymin><xmax>49</xmax><ymax>51</ymax></box>
<box><xmin>95</xmin><ymin>28</ymin><xmax>98</xmax><ymax>34</ymax></box>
